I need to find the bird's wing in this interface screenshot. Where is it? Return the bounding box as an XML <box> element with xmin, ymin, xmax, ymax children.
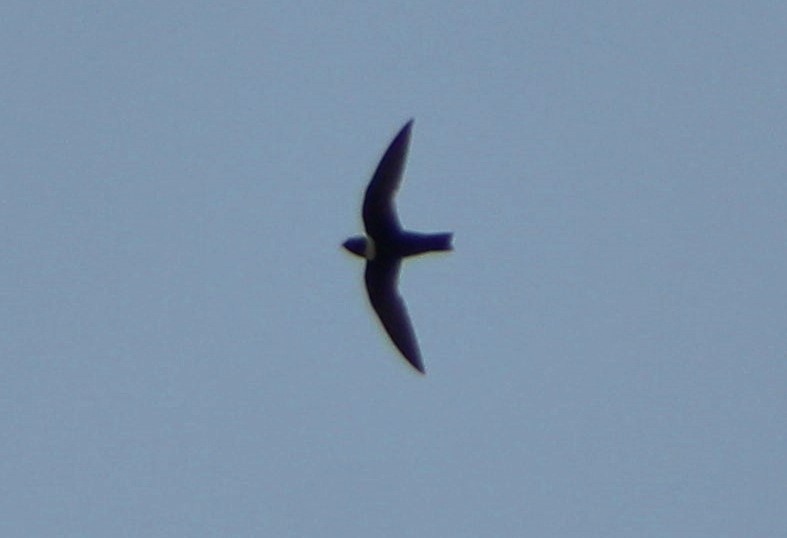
<box><xmin>362</xmin><ymin>120</ymin><xmax>413</xmax><ymax>241</ymax></box>
<box><xmin>364</xmin><ymin>258</ymin><xmax>425</xmax><ymax>373</ymax></box>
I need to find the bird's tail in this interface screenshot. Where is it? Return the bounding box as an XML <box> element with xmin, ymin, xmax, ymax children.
<box><xmin>401</xmin><ymin>232</ymin><xmax>453</xmax><ymax>257</ymax></box>
<box><xmin>428</xmin><ymin>232</ymin><xmax>453</xmax><ymax>252</ymax></box>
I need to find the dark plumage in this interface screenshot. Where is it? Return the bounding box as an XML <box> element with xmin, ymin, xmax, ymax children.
<box><xmin>343</xmin><ymin>120</ymin><xmax>453</xmax><ymax>374</ymax></box>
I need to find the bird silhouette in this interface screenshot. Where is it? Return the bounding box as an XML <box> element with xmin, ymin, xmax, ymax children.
<box><xmin>343</xmin><ymin>120</ymin><xmax>453</xmax><ymax>373</ymax></box>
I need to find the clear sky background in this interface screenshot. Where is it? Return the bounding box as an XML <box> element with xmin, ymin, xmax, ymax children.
<box><xmin>2</xmin><ymin>2</ymin><xmax>786</xmax><ymax>536</ymax></box>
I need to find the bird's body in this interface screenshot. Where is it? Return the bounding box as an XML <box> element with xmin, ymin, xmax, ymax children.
<box><xmin>343</xmin><ymin>120</ymin><xmax>452</xmax><ymax>374</ymax></box>
<box><xmin>343</xmin><ymin>231</ymin><xmax>453</xmax><ymax>261</ymax></box>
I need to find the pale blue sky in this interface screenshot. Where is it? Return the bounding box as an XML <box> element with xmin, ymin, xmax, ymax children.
<box><xmin>2</xmin><ymin>2</ymin><xmax>786</xmax><ymax>536</ymax></box>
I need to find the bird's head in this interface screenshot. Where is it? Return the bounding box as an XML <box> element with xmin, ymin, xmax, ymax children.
<box><xmin>342</xmin><ymin>236</ymin><xmax>375</xmax><ymax>259</ymax></box>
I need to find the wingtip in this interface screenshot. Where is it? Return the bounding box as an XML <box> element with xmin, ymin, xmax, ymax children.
<box><xmin>398</xmin><ymin>119</ymin><xmax>414</xmax><ymax>147</ymax></box>
<box><xmin>408</xmin><ymin>356</ymin><xmax>426</xmax><ymax>375</ymax></box>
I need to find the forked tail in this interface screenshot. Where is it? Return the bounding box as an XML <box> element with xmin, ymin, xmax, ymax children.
<box><xmin>428</xmin><ymin>232</ymin><xmax>453</xmax><ymax>252</ymax></box>
<box><xmin>401</xmin><ymin>231</ymin><xmax>454</xmax><ymax>257</ymax></box>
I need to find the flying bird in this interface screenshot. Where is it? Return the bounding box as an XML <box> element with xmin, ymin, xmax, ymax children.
<box><xmin>343</xmin><ymin>120</ymin><xmax>453</xmax><ymax>374</ymax></box>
